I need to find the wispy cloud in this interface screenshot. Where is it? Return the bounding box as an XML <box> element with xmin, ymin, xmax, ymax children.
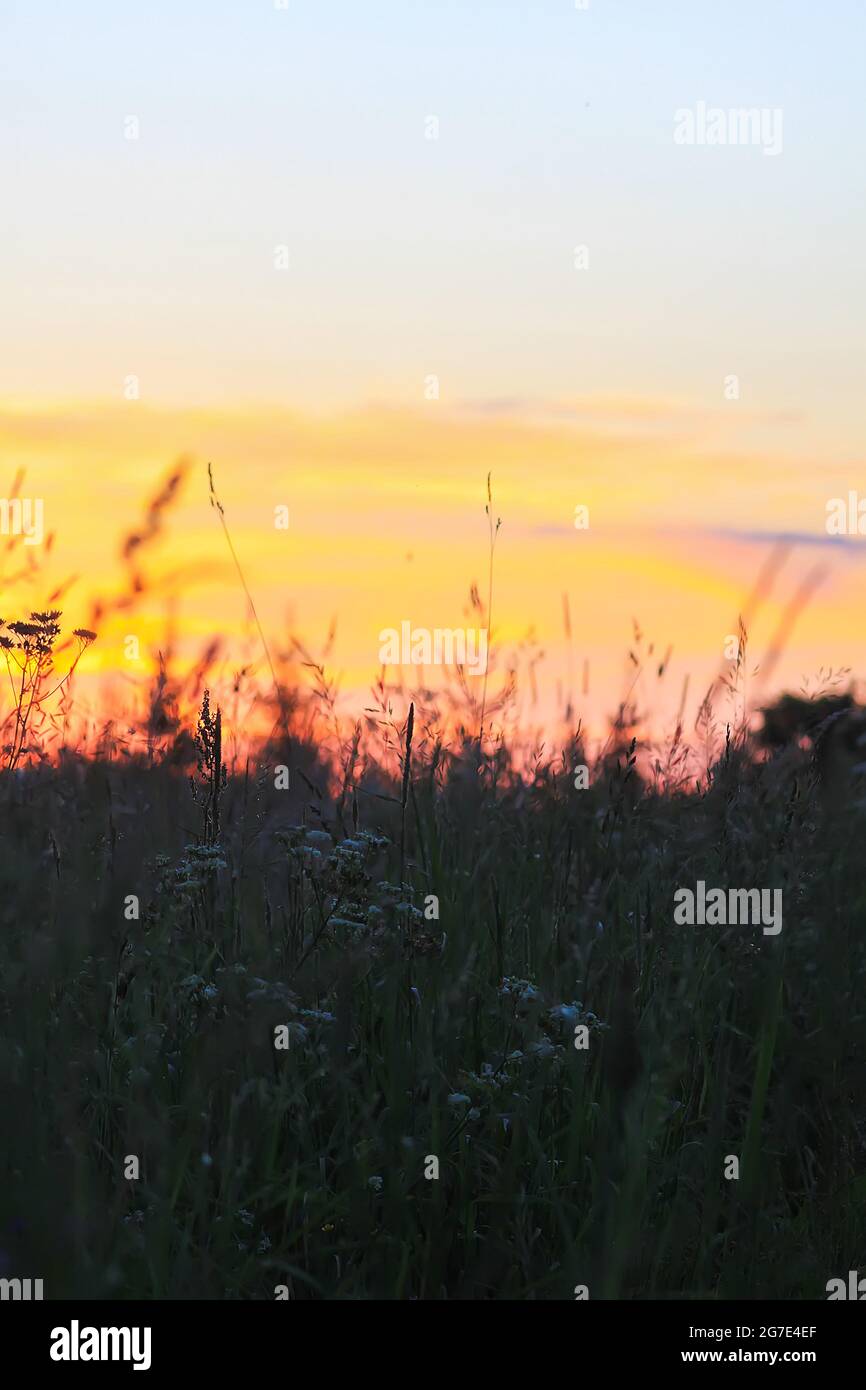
<box><xmin>454</xmin><ymin>395</ymin><xmax>805</xmax><ymax>431</ymax></box>
<box><xmin>705</xmin><ymin>526</ymin><xmax>866</xmax><ymax>552</ymax></box>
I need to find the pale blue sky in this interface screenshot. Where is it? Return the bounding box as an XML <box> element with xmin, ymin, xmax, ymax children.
<box><xmin>3</xmin><ymin>0</ymin><xmax>864</xmax><ymax>460</ymax></box>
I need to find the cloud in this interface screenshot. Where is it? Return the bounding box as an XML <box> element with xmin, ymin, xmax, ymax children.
<box><xmin>453</xmin><ymin>395</ymin><xmax>805</xmax><ymax>431</ymax></box>
<box><xmin>705</xmin><ymin>526</ymin><xmax>866</xmax><ymax>552</ymax></box>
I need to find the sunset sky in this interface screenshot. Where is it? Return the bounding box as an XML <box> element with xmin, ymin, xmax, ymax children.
<box><xmin>2</xmin><ymin>1</ymin><xmax>865</xmax><ymax>745</ymax></box>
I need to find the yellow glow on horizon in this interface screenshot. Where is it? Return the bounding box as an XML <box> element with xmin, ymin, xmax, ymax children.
<box><xmin>1</xmin><ymin>398</ymin><xmax>863</xmax><ymax>746</ymax></box>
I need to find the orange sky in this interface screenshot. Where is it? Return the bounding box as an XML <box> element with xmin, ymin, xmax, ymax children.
<box><xmin>1</xmin><ymin>397</ymin><xmax>863</xmax><ymax>754</ymax></box>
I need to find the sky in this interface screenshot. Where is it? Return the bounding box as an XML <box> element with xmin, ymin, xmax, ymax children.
<box><xmin>1</xmin><ymin>1</ymin><xmax>864</xmax><ymax>746</ymax></box>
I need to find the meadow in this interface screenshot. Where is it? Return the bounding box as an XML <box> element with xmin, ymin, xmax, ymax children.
<box><xmin>0</xmin><ymin>475</ymin><xmax>864</xmax><ymax>1302</ymax></box>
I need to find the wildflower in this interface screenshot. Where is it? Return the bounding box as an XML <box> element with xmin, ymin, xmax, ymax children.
<box><xmin>367</xmin><ymin>1176</ymin><xmax>384</xmax><ymax>1193</ymax></box>
<box><xmin>376</xmin><ymin>880</ymin><xmax>407</xmax><ymax>901</ymax></box>
<box><xmin>183</xmin><ymin>844</ymin><xmax>227</xmax><ymax>871</ymax></box>
<box><xmin>548</xmin><ymin>1002</ymin><xmax>582</xmax><ymax>1027</ymax></box>
<box><xmin>179</xmin><ymin>974</ymin><xmax>219</xmax><ymax>1004</ymax></box>
<box><xmin>447</xmin><ymin>1092</ymin><xmax>471</xmax><ymax>1107</ymax></box>
<box><xmin>356</xmin><ymin>830</ymin><xmax>389</xmax><ymax>851</ymax></box>
<box><xmin>335</xmin><ymin>838</ymin><xmax>366</xmax><ymax>856</ymax></box>
<box><xmin>498</xmin><ymin>977</ymin><xmax>541</xmax><ymax>1005</ymax></box>
<box><xmin>304</xmin><ymin>829</ymin><xmax>333</xmax><ymax>851</ymax></box>
<box><xmin>464</xmin><ymin>1064</ymin><xmax>507</xmax><ymax>1092</ymax></box>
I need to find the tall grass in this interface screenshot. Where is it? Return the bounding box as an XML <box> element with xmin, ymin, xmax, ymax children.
<box><xmin>0</xmin><ymin>680</ymin><xmax>863</xmax><ymax>1299</ymax></box>
<box><xmin>0</xmin><ymin>465</ymin><xmax>863</xmax><ymax>1300</ymax></box>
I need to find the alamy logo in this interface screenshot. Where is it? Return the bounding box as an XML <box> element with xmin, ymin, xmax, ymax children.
<box><xmin>50</xmin><ymin>1320</ymin><xmax>152</xmax><ymax>1371</ymax></box>
<box><xmin>0</xmin><ymin>497</ymin><xmax>44</xmax><ymax>546</ymax></box>
<box><xmin>825</xmin><ymin>492</ymin><xmax>866</xmax><ymax>536</ymax></box>
<box><xmin>673</xmin><ymin>881</ymin><xmax>782</xmax><ymax>935</ymax></box>
<box><xmin>0</xmin><ymin>1277</ymin><xmax>43</xmax><ymax>1300</ymax></box>
<box><xmin>826</xmin><ymin>1271</ymin><xmax>866</xmax><ymax>1300</ymax></box>
<box><xmin>674</xmin><ymin>102</ymin><xmax>783</xmax><ymax>156</ymax></box>
<box><xmin>378</xmin><ymin>620</ymin><xmax>488</xmax><ymax>675</ymax></box>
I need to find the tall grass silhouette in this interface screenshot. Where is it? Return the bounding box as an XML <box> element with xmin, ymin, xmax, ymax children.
<box><xmin>0</xmin><ymin>464</ymin><xmax>863</xmax><ymax>1300</ymax></box>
